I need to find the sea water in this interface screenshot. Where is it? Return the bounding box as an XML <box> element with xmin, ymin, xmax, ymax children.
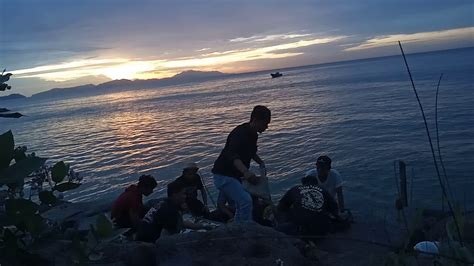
<box><xmin>1</xmin><ymin>47</ymin><xmax>473</xmax><ymax>219</ymax></box>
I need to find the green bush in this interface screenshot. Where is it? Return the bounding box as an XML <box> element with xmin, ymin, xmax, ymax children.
<box><xmin>0</xmin><ymin>130</ymin><xmax>82</xmax><ymax>263</ymax></box>
<box><xmin>0</xmin><ymin>70</ymin><xmax>23</xmax><ymax>118</ymax></box>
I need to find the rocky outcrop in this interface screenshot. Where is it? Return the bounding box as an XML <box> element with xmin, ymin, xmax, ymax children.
<box><xmin>8</xmin><ymin>199</ymin><xmax>472</xmax><ymax>266</ymax></box>
<box><xmin>34</xmin><ymin>223</ymin><xmax>315</xmax><ymax>266</ymax></box>
<box><xmin>151</xmin><ymin>223</ymin><xmax>314</xmax><ymax>266</ymax></box>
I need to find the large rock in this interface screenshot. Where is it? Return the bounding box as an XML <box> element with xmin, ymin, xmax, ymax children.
<box><xmin>91</xmin><ymin>223</ymin><xmax>314</xmax><ymax>266</ymax></box>
<box><xmin>315</xmin><ymin>218</ymin><xmax>403</xmax><ymax>266</ymax></box>
<box><xmin>152</xmin><ymin>223</ymin><xmax>313</xmax><ymax>266</ymax></box>
<box><xmin>41</xmin><ymin>200</ymin><xmax>114</xmax><ymax>231</ymax></box>
<box><xmin>31</xmin><ymin>223</ymin><xmax>314</xmax><ymax>265</ymax></box>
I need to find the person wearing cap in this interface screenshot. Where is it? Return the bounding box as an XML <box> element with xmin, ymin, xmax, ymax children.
<box><xmin>173</xmin><ymin>163</ymin><xmax>209</xmax><ymax>217</ymax></box>
<box><xmin>111</xmin><ymin>174</ymin><xmax>157</xmax><ymax>229</ymax></box>
<box><xmin>212</xmin><ymin>105</ymin><xmax>271</xmax><ymax>223</ymax></box>
<box><xmin>305</xmin><ymin>155</ymin><xmax>345</xmax><ymax>212</ymax></box>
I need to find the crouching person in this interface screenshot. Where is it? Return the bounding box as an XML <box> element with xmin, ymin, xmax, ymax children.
<box><xmin>136</xmin><ymin>180</ymin><xmax>211</xmax><ymax>243</ymax></box>
<box><xmin>111</xmin><ymin>174</ymin><xmax>157</xmax><ymax>230</ymax></box>
<box><xmin>174</xmin><ymin>163</ymin><xmax>209</xmax><ymax>217</ymax></box>
<box><xmin>276</xmin><ymin>176</ymin><xmax>338</xmax><ymax>240</ymax></box>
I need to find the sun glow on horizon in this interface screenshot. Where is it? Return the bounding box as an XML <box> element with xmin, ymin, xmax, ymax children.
<box><xmin>10</xmin><ymin>25</ymin><xmax>470</xmax><ymax>84</ymax></box>
<box><xmin>10</xmin><ymin>34</ymin><xmax>346</xmax><ymax>82</ymax></box>
<box><xmin>101</xmin><ymin>61</ymin><xmax>160</xmax><ymax>80</ymax></box>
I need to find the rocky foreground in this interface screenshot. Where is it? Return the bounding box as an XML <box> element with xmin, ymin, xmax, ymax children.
<box><xmin>3</xmin><ymin>200</ymin><xmax>472</xmax><ymax>266</ymax></box>
<box><xmin>30</xmin><ymin>221</ymin><xmax>402</xmax><ymax>266</ymax></box>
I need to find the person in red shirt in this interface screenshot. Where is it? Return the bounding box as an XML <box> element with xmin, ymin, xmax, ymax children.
<box><xmin>111</xmin><ymin>174</ymin><xmax>157</xmax><ymax>229</ymax></box>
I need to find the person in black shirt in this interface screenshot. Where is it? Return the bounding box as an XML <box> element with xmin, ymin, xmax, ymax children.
<box><xmin>174</xmin><ymin>163</ymin><xmax>209</xmax><ymax>217</ymax></box>
<box><xmin>277</xmin><ymin>176</ymin><xmax>338</xmax><ymax>238</ymax></box>
<box><xmin>212</xmin><ymin>105</ymin><xmax>271</xmax><ymax>223</ymax></box>
<box><xmin>136</xmin><ymin>180</ymin><xmax>211</xmax><ymax>243</ymax></box>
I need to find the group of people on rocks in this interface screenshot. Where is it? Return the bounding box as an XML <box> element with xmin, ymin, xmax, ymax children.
<box><xmin>111</xmin><ymin>105</ymin><xmax>351</xmax><ymax>243</ymax></box>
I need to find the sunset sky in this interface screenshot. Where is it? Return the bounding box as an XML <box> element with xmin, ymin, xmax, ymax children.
<box><xmin>1</xmin><ymin>0</ymin><xmax>473</xmax><ymax>96</ymax></box>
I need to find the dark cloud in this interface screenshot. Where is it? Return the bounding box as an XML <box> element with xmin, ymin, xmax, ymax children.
<box><xmin>4</xmin><ymin>1</ymin><xmax>469</xmax><ymax>51</ymax></box>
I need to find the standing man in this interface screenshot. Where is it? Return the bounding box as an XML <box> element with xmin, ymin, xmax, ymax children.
<box><xmin>305</xmin><ymin>155</ymin><xmax>345</xmax><ymax>212</ymax></box>
<box><xmin>212</xmin><ymin>105</ymin><xmax>271</xmax><ymax>223</ymax></box>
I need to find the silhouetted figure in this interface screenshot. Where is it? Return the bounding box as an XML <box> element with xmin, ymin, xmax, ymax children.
<box><xmin>173</xmin><ymin>163</ymin><xmax>209</xmax><ymax>217</ymax></box>
<box><xmin>277</xmin><ymin>176</ymin><xmax>338</xmax><ymax>239</ymax></box>
<box><xmin>212</xmin><ymin>105</ymin><xmax>271</xmax><ymax>223</ymax></box>
<box><xmin>305</xmin><ymin>155</ymin><xmax>345</xmax><ymax>212</ymax></box>
<box><xmin>111</xmin><ymin>174</ymin><xmax>157</xmax><ymax>229</ymax></box>
<box><xmin>136</xmin><ymin>180</ymin><xmax>211</xmax><ymax>242</ymax></box>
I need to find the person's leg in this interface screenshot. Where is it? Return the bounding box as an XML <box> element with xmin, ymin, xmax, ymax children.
<box><xmin>225</xmin><ymin>178</ymin><xmax>252</xmax><ymax>222</ymax></box>
<box><xmin>213</xmin><ymin>174</ymin><xmax>252</xmax><ymax>222</ymax></box>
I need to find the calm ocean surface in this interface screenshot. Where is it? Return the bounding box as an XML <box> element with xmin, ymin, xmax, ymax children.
<box><xmin>2</xmin><ymin>47</ymin><xmax>473</xmax><ymax>218</ymax></box>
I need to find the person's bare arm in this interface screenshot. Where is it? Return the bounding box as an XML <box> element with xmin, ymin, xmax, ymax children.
<box><xmin>233</xmin><ymin>158</ymin><xmax>250</xmax><ymax>174</ymax></box>
<box><xmin>233</xmin><ymin>158</ymin><xmax>258</xmax><ymax>184</ymax></box>
<box><xmin>253</xmin><ymin>154</ymin><xmax>264</xmax><ymax>166</ymax></box>
<box><xmin>200</xmin><ymin>188</ymin><xmax>208</xmax><ymax>206</ymax></box>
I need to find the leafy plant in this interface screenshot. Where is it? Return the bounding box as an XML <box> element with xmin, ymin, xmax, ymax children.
<box><xmin>71</xmin><ymin>214</ymin><xmax>128</xmax><ymax>263</ymax></box>
<box><xmin>0</xmin><ymin>69</ymin><xmax>23</xmax><ymax>118</ymax></box>
<box><xmin>0</xmin><ymin>130</ymin><xmax>82</xmax><ymax>264</ymax></box>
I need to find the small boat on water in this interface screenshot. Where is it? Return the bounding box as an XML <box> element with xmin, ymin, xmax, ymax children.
<box><xmin>270</xmin><ymin>72</ymin><xmax>283</xmax><ymax>78</ymax></box>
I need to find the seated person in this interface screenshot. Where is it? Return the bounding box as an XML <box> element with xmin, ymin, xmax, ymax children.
<box><xmin>277</xmin><ymin>175</ymin><xmax>338</xmax><ymax>238</ymax></box>
<box><xmin>174</xmin><ymin>163</ymin><xmax>209</xmax><ymax>217</ymax></box>
<box><xmin>136</xmin><ymin>180</ymin><xmax>211</xmax><ymax>243</ymax></box>
<box><xmin>111</xmin><ymin>174</ymin><xmax>157</xmax><ymax>229</ymax></box>
<box><xmin>305</xmin><ymin>155</ymin><xmax>345</xmax><ymax>212</ymax></box>
<box><xmin>208</xmin><ymin>191</ymin><xmax>235</xmax><ymax>223</ymax></box>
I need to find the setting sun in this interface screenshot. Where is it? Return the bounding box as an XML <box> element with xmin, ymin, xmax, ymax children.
<box><xmin>100</xmin><ymin>61</ymin><xmax>158</xmax><ymax>80</ymax></box>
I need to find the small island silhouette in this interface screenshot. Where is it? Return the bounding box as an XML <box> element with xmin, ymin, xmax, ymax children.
<box><xmin>30</xmin><ymin>70</ymin><xmax>229</xmax><ymax>100</ymax></box>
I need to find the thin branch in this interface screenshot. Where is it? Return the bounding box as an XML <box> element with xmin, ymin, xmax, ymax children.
<box><xmin>434</xmin><ymin>73</ymin><xmax>454</xmax><ymax>200</ymax></box>
<box><xmin>398</xmin><ymin>41</ymin><xmax>463</xmax><ymax>247</ymax></box>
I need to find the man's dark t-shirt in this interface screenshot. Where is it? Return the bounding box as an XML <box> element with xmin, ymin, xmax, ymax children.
<box><xmin>175</xmin><ymin>174</ymin><xmax>204</xmax><ymax>199</ymax></box>
<box><xmin>278</xmin><ymin>183</ymin><xmax>337</xmax><ymax>226</ymax></box>
<box><xmin>136</xmin><ymin>199</ymin><xmax>183</xmax><ymax>242</ymax></box>
<box><xmin>212</xmin><ymin>123</ymin><xmax>258</xmax><ymax>180</ymax></box>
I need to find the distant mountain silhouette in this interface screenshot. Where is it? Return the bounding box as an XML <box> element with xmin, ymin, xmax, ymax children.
<box><xmin>32</xmin><ymin>84</ymin><xmax>97</xmax><ymax>99</ymax></box>
<box><xmin>31</xmin><ymin>70</ymin><xmax>229</xmax><ymax>99</ymax></box>
<box><xmin>0</xmin><ymin>93</ymin><xmax>27</xmax><ymax>101</ymax></box>
<box><xmin>171</xmin><ymin>70</ymin><xmax>225</xmax><ymax>81</ymax></box>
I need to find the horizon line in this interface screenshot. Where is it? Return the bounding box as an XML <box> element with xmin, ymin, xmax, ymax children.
<box><xmin>3</xmin><ymin>45</ymin><xmax>472</xmax><ymax>98</ymax></box>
